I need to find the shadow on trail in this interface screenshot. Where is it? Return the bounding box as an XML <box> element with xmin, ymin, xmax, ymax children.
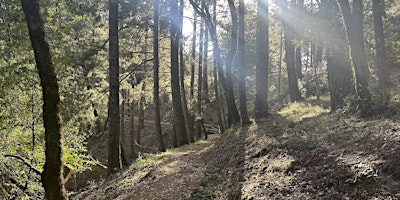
<box><xmin>263</xmin><ymin>114</ymin><xmax>400</xmax><ymax>199</ymax></box>
<box><xmin>190</xmin><ymin>126</ymin><xmax>247</xmax><ymax>199</ymax></box>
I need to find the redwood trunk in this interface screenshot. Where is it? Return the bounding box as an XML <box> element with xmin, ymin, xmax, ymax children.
<box><xmin>21</xmin><ymin>0</ymin><xmax>67</xmax><ymax>198</ymax></box>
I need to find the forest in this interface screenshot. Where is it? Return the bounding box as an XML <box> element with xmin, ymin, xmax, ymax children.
<box><xmin>1</xmin><ymin>0</ymin><xmax>400</xmax><ymax>199</ymax></box>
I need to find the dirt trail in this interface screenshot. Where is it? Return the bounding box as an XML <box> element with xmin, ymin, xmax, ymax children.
<box><xmin>116</xmin><ymin>134</ymin><xmax>219</xmax><ymax>200</ymax></box>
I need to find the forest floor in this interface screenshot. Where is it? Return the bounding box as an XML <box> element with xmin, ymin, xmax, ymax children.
<box><xmin>74</xmin><ymin>103</ymin><xmax>400</xmax><ymax>200</ymax></box>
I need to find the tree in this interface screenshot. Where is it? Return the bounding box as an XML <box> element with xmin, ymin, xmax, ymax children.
<box><xmin>212</xmin><ymin>0</ymin><xmax>225</xmax><ymax>132</ymax></box>
<box><xmin>372</xmin><ymin>0</ymin><xmax>390</xmax><ymax>103</ymax></box>
<box><xmin>107</xmin><ymin>0</ymin><xmax>121</xmax><ymax>174</ymax></box>
<box><xmin>190</xmin><ymin>0</ymin><xmax>198</xmax><ymax>99</ymax></box>
<box><xmin>282</xmin><ymin>0</ymin><xmax>303</xmax><ymax>102</ymax></box>
<box><xmin>153</xmin><ymin>0</ymin><xmax>165</xmax><ymax>151</ymax></box>
<box><xmin>254</xmin><ymin>0</ymin><xmax>269</xmax><ymax>119</ymax></box>
<box><xmin>179</xmin><ymin>0</ymin><xmax>195</xmax><ymax>143</ymax></box>
<box><xmin>170</xmin><ymin>0</ymin><xmax>189</xmax><ymax>146</ymax></box>
<box><xmin>337</xmin><ymin>0</ymin><xmax>371</xmax><ymax>109</ymax></box>
<box><xmin>238</xmin><ymin>0</ymin><xmax>250</xmax><ymax>125</ymax></box>
<box><xmin>21</xmin><ymin>0</ymin><xmax>67</xmax><ymax>199</ymax></box>
<box><xmin>320</xmin><ymin>0</ymin><xmax>354</xmax><ymax>112</ymax></box>
<box><xmin>197</xmin><ymin>2</ymin><xmax>205</xmax><ymax>138</ymax></box>
<box><xmin>226</xmin><ymin>0</ymin><xmax>241</xmax><ymax>126</ymax></box>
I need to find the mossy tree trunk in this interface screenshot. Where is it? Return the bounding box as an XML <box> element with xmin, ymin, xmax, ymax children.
<box><xmin>107</xmin><ymin>0</ymin><xmax>121</xmax><ymax>175</ymax></box>
<box><xmin>21</xmin><ymin>0</ymin><xmax>67</xmax><ymax>199</ymax></box>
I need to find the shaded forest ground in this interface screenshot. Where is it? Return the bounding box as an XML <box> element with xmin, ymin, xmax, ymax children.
<box><xmin>73</xmin><ymin>103</ymin><xmax>400</xmax><ymax>199</ymax></box>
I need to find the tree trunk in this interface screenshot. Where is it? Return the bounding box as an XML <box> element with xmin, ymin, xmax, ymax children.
<box><xmin>202</xmin><ymin>0</ymin><xmax>210</xmax><ymax>103</ymax></box>
<box><xmin>372</xmin><ymin>0</ymin><xmax>390</xmax><ymax>103</ymax></box>
<box><xmin>189</xmin><ymin>0</ymin><xmax>240</xmax><ymax>127</ymax></box>
<box><xmin>21</xmin><ymin>0</ymin><xmax>67</xmax><ymax>199</ymax></box>
<box><xmin>203</xmin><ymin>23</ymin><xmax>210</xmax><ymax>103</ymax></box>
<box><xmin>120</xmin><ymin>92</ymin><xmax>129</xmax><ymax>167</ymax></box>
<box><xmin>226</xmin><ymin>0</ymin><xmax>241</xmax><ymax>126</ymax></box>
<box><xmin>283</xmin><ymin>0</ymin><xmax>303</xmax><ymax>102</ymax></box>
<box><xmin>171</xmin><ymin>0</ymin><xmax>189</xmax><ymax>146</ymax></box>
<box><xmin>153</xmin><ymin>0</ymin><xmax>166</xmax><ymax>152</ymax></box>
<box><xmin>190</xmin><ymin>0</ymin><xmax>198</xmax><ymax>99</ymax></box>
<box><xmin>238</xmin><ymin>0</ymin><xmax>250</xmax><ymax>125</ymax></box>
<box><xmin>107</xmin><ymin>0</ymin><xmax>121</xmax><ymax>174</ymax></box>
<box><xmin>197</xmin><ymin>10</ymin><xmax>204</xmax><ymax>138</ymax></box>
<box><xmin>255</xmin><ymin>0</ymin><xmax>269</xmax><ymax>119</ymax></box>
<box><xmin>130</xmin><ymin>100</ymin><xmax>137</xmax><ymax>158</ymax></box>
<box><xmin>278</xmin><ymin>28</ymin><xmax>283</xmax><ymax>97</ymax></box>
<box><xmin>137</xmin><ymin>83</ymin><xmax>145</xmax><ymax>145</ymax></box>
<box><xmin>213</xmin><ymin>0</ymin><xmax>225</xmax><ymax>132</ymax></box>
<box><xmin>337</xmin><ymin>0</ymin><xmax>371</xmax><ymax>108</ymax></box>
<box><xmin>295</xmin><ymin>0</ymin><xmax>304</xmax><ymax>80</ymax></box>
<box><xmin>179</xmin><ymin>0</ymin><xmax>195</xmax><ymax>143</ymax></box>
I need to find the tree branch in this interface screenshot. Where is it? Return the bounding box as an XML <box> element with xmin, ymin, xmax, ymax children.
<box><xmin>4</xmin><ymin>154</ymin><xmax>41</xmax><ymax>176</ymax></box>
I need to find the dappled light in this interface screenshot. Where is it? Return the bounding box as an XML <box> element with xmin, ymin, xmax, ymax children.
<box><xmin>2</xmin><ymin>0</ymin><xmax>400</xmax><ymax>199</ymax></box>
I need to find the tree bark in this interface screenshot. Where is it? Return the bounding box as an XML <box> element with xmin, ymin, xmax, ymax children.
<box><xmin>21</xmin><ymin>0</ymin><xmax>67</xmax><ymax>198</ymax></box>
<box><xmin>213</xmin><ymin>0</ymin><xmax>225</xmax><ymax>132</ymax></box>
<box><xmin>171</xmin><ymin>0</ymin><xmax>189</xmax><ymax>146</ymax></box>
<box><xmin>107</xmin><ymin>0</ymin><xmax>121</xmax><ymax>174</ymax></box>
<box><xmin>153</xmin><ymin>0</ymin><xmax>166</xmax><ymax>152</ymax></box>
<box><xmin>197</xmin><ymin>8</ymin><xmax>204</xmax><ymax>138</ymax></box>
<box><xmin>190</xmin><ymin>0</ymin><xmax>198</xmax><ymax>99</ymax></box>
<box><xmin>372</xmin><ymin>0</ymin><xmax>390</xmax><ymax>103</ymax></box>
<box><xmin>238</xmin><ymin>0</ymin><xmax>250</xmax><ymax>125</ymax></box>
<box><xmin>203</xmin><ymin>23</ymin><xmax>210</xmax><ymax>103</ymax></box>
<box><xmin>179</xmin><ymin>0</ymin><xmax>195</xmax><ymax>143</ymax></box>
<box><xmin>283</xmin><ymin>0</ymin><xmax>303</xmax><ymax>102</ymax></box>
<box><xmin>226</xmin><ymin>0</ymin><xmax>241</xmax><ymax>126</ymax></box>
<box><xmin>137</xmin><ymin>83</ymin><xmax>145</xmax><ymax>145</ymax></box>
<box><xmin>337</xmin><ymin>0</ymin><xmax>371</xmax><ymax>108</ymax></box>
<box><xmin>255</xmin><ymin>0</ymin><xmax>269</xmax><ymax>119</ymax></box>
<box><xmin>189</xmin><ymin>0</ymin><xmax>240</xmax><ymax>127</ymax></box>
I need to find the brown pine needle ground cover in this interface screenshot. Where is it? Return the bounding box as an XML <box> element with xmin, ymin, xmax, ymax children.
<box><xmin>75</xmin><ymin>103</ymin><xmax>400</xmax><ymax>199</ymax></box>
<box><xmin>74</xmin><ymin>135</ymin><xmax>219</xmax><ymax>200</ymax></box>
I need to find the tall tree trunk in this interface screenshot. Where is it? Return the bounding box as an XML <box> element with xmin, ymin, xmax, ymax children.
<box><xmin>213</xmin><ymin>0</ymin><xmax>225</xmax><ymax>132</ymax></box>
<box><xmin>226</xmin><ymin>0</ymin><xmax>241</xmax><ymax>126</ymax></box>
<box><xmin>120</xmin><ymin>92</ymin><xmax>129</xmax><ymax>166</ymax></box>
<box><xmin>21</xmin><ymin>0</ymin><xmax>67</xmax><ymax>198</ymax></box>
<box><xmin>189</xmin><ymin>0</ymin><xmax>240</xmax><ymax>127</ymax></box>
<box><xmin>295</xmin><ymin>0</ymin><xmax>304</xmax><ymax>80</ymax></box>
<box><xmin>238</xmin><ymin>0</ymin><xmax>250</xmax><ymax>125</ymax></box>
<box><xmin>171</xmin><ymin>0</ymin><xmax>189</xmax><ymax>146</ymax></box>
<box><xmin>278</xmin><ymin>28</ymin><xmax>283</xmax><ymax>97</ymax></box>
<box><xmin>153</xmin><ymin>0</ymin><xmax>166</xmax><ymax>152</ymax></box>
<box><xmin>179</xmin><ymin>0</ymin><xmax>195</xmax><ymax>143</ymax></box>
<box><xmin>320</xmin><ymin>0</ymin><xmax>357</xmax><ymax>112</ymax></box>
<box><xmin>203</xmin><ymin>24</ymin><xmax>210</xmax><ymax>103</ymax></box>
<box><xmin>190</xmin><ymin>0</ymin><xmax>198</xmax><ymax>99</ymax></box>
<box><xmin>337</xmin><ymin>0</ymin><xmax>371</xmax><ymax>109</ymax></box>
<box><xmin>107</xmin><ymin>0</ymin><xmax>121</xmax><ymax>175</ymax></box>
<box><xmin>137</xmin><ymin>83</ymin><xmax>145</xmax><ymax>145</ymax></box>
<box><xmin>372</xmin><ymin>0</ymin><xmax>390</xmax><ymax>103</ymax></box>
<box><xmin>202</xmin><ymin>0</ymin><xmax>209</xmax><ymax>103</ymax></box>
<box><xmin>255</xmin><ymin>0</ymin><xmax>269</xmax><ymax>119</ymax></box>
<box><xmin>130</xmin><ymin>100</ymin><xmax>137</xmax><ymax>158</ymax></box>
<box><xmin>283</xmin><ymin>0</ymin><xmax>303</xmax><ymax>102</ymax></box>
<box><xmin>197</xmin><ymin>11</ymin><xmax>204</xmax><ymax>138</ymax></box>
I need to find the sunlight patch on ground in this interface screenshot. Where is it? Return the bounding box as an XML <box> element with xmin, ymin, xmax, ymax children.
<box><xmin>278</xmin><ymin>102</ymin><xmax>329</xmax><ymax>122</ymax></box>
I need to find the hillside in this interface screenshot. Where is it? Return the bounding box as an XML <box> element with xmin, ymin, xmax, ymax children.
<box><xmin>72</xmin><ymin>103</ymin><xmax>400</xmax><ymax>199</ymax></box>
